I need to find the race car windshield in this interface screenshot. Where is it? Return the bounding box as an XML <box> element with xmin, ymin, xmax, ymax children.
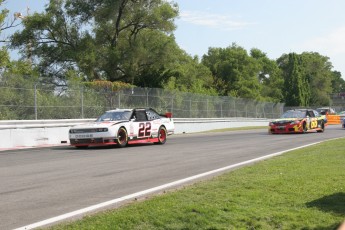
<box><xmin>96</xmin><ymin>111</ymin><xmax>132</xmax><ymax>121</ymax></box>
<box><xmin>281</xmin><ymin>110</ymin><xmax>305</xmax><ymax>119</ymax></box>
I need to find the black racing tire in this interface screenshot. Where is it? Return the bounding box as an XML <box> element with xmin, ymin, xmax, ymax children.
<box><xmin>302</xmin><ymin>122</ymin><xmax>307</xmax><ymax>133</ymax></box>
<box><xmin>117</xmin><ymin>127</ymin><xmax>128</xmax><ymax>148</ymax></box>
<box><xmin>155</xmin><ymin>126</ymin><xmax>167</xmax><ymax>145</ymax></box>
<box><xmin>317</xmin><ymin>121</ymin><xmax>325</xmax><ymax>133</ymax></box>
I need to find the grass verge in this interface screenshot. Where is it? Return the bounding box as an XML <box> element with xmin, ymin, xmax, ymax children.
<box><xmin>48</xmin><ymin>138</ymin><xmax>345</xmax><ymax>230</ymax></box>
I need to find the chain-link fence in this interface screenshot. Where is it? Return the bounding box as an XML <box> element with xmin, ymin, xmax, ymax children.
<box><xmin>0</xmin><ymin>84</ymin><xmax>284</xmax><ymax>120</ymax></box>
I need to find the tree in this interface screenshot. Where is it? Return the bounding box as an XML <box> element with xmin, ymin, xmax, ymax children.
<box><xmin>202</xmin><ymin>43</ymin><xmax>261</xmax><ymax>99</ymax></box>
<box><xmin>162</xmin><ymin>53</ymin><xmax>217</xmax><ymax>95</ymax></box>
<box><xmin>1</xmin><ymin>0</ymin><xmax>21</xmax><ymax>42</ymax></box>
<box><xmin>250</xmin><ymin>48</ymin><xmax>284</xmax><ymax>102</ymax></box>
<box><xmin>299</xmin><ymin>52</ymin><xmax>333</xmax><ymax>106</ymax></box>
<box><xmin>278</xmin><ymin>53</ymin><xmax>308</xmax><ymax>106</ymax></box>
<box><xmin>330</xmin><ymin>71</ymin><xmax>345</xmax><ymax>94</ymax></box>
<box><xmin>10</xmin><ymin>0</ymin><xmax>180</xmax><ymax>86</ymax></box>
<box><xmin>120</xmin><ymin>29</ymin><xmax>183</xmax><ymax>87</ymax></box>
<box><xmin>0</xmin><ymin>0</ymin><xmax>12</xmax><ymax>69</ymax></box>
<box><xmin>0</xmin><ymin>60</ymin><xmax>39</xmax><ymax>119</ymax></box>
<box><xmin>278</xmin><ymin>52</ymin><xmax>334</xmax><ymax>106</ymax></box>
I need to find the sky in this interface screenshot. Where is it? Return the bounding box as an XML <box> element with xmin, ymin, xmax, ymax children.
<box><xmin>4</xmin><ymin>0</ymin><xmax>345</xmax><ymax>78</ymax></box>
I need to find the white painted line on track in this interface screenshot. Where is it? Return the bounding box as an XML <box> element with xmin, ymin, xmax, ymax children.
<box><xmin>14</xmin><ymin>141</ymin><xmax>324</xmax><ymax>230</ymax></box>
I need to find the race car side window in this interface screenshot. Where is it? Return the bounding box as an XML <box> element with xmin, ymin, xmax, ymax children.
<box><xmin>146</xmin><ymin>110</ymin><xmax>160</xmax><ymax>121</ymax></box>
<box><xmin>305</xmin><ymin>111</ymin><xmax>311</xmax><ymax>118</ymax></box>
<box><xmin>308</xmin><ymin>111</ymin><xmax>315</xmax><ymax>117</ymax></box>
<box><xmin>135</xmin><ymin>110</ymin><xmax>148</xmax><ymax>121</ymax></box>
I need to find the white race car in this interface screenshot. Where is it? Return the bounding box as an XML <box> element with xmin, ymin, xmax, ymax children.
<box><xmin>69</xmin><ymin>108</ymin><xmax>174</xmax><ymax>148</ymax></box>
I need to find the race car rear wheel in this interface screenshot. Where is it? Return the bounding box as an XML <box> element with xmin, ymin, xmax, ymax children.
<box><xmin>117</xmin><ymin>127</ymin><xmax>128</xmax><ymax>148</ymax></box>
<box><xmin>317</xmin><ymin>121</ymin><xmax>325</xmax><ymax>133</ymax></box>
<box><xmin>156</xmin><ymin>126</ymin><xmax>167</xmax><ymax>145</ymax></box>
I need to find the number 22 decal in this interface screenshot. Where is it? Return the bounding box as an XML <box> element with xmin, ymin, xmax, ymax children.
<box><xmin>138</xmin><ymin>122</ymin><xmax>151</xmax><ymax>137</ymax></box>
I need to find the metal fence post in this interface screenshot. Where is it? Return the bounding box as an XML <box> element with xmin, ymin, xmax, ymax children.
<box><xmin>220</xmin><ymin>100</ymin><xmax>223</xmax><ymax>118</ymax></box>
<box><xmin>118</xmin><ymin>91</ymin><xmax>121</xmax><ymax>108</ymax></box>
<box><xmin>81</xmin><ymin>86</ymin><xmax>84</xmax><ymax>119</ymax></box>
<box><xmin>146</xmin><ymin>90</ymin><xmax>148</xmax><ymax>107</ymax></box>
<box><xmin>146</xmin><ymin>88</ymin><xmax>151</xmax><ymax>107</ymax></box>
<box><xmin>34</xmin><ymin>83</ymin><xmax>37</xmax><ymax>120</ymax></box>
<box><xmin>189</xmin><ymin>99</ymin><xmax>192</xmax><ymax>118</ymax></box>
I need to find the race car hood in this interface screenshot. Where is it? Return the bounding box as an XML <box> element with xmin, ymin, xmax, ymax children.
<box><xmin>72</xmin><ymin>121</ymin><xmax>125</xmax><ymax>128</ymax></box>
<box><xmin>270</xmin><ymin>118</ymin><xmax>302</xmax><ymax>123</ymax></box>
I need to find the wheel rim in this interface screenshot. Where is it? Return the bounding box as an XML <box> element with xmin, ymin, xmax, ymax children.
<box><xmin>159</xmin><ymin>128</ymin><xmax>166</xmax><ymax>142</ymax></box>
<box><xmin>118</xmin><ymin>129</ymin><xmax>127</xmax><ymax>144</ymax></box>
<box><xmin>303</xmin><ymin>123</ymin><xmax>307</xmax><ymax>133</ymax></box>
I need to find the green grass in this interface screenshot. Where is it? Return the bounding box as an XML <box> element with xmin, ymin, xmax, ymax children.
<box><xmin>48</xmin><ymin>138</ymin><xmax>345</xmax><ymax>230</ymax></box>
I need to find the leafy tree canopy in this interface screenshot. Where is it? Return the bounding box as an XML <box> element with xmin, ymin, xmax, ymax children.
<box><xmin>1</xmin><ymin>0</ymin><xmax>343</xmax><ymax>107</ymax></box>
<box><xmin>10</xmin><ymin>0</ymin><xmax>180</xmax><ymax>85</ymax></box>
<box><xmin>277</xmin><ymin>52</ymin><xmax>335</xmax><ymax>106</ymax></box>
<box><xmin>202</xmin><ymin>43</ymin><xmax>262</xmax><ymax>100</ymax></box>
<box><xmin>331</xmin><ymin>71</ymin><xmax>345</xmax><ymax>94</ymax></box>
<box><xmin>250</xmin><ymin>48</ymin><xmax>283</xmax><ymax>102</ymax></box>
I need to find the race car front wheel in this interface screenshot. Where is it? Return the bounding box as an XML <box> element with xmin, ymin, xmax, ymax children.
<box><xmin>156</xmin><ymin>126</ymin><xmax>167</xmax><ymax>145</ymax></box>
<box><xmin>117</xmin><ymin>127</ymin><xmax>128</xmax><ymax>147</ymax></box>
<box><xmin>317</xmin><ymin>121</ymin><xmax>325</xmax><ymax>133</ymax></box>
<box><xmin>302</xmin><ymin>122</ymin><xmax>307</xmax><ymax>133</ymax></box>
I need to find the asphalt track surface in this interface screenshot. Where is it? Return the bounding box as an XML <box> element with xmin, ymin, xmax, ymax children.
<box><xmin>1</xmin><ymin>125</ymin><xmax>345</xmax><ymax>229</ymax></box>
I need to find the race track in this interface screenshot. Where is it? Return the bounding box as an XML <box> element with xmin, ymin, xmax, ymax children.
<box><xmin>1</xmin><ymin>125</ymin><xmax>344</xmax><ymax>229</ymax></box>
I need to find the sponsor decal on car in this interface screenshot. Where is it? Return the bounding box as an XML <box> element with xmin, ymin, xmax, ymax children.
<box><xmin>75</xmin><ymin>134</ymin><xmax>93</xmax><ymax>138</ymax></box>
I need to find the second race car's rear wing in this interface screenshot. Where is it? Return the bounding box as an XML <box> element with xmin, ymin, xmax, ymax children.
<box><xmin>164</xmin><ymin>112</ymin><xmax>172</xmax><ymax>118</ymax></box>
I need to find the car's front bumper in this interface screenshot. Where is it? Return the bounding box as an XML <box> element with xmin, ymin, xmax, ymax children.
<box><xmin>269</xmin><ymin>124</ymin><xmax>302</xmax><ymax>134</ymax></box>
<box><xmin>69</xmin><ymin>137</ymin><xmax>118</xmax><ymax>146</ymax></box>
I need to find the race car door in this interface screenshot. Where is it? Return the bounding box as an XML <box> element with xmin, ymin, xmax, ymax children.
<box><xmin>130</xmin><ymin>109</ymin><xmax>152</xmax><ymax>139</ymax></box>
<box><xmin>145</xmin><ymin>109</ymin><xmax>163</xmax><ymax>136</ymax></box>
<box><xmin>308</xmin><ymin>110</ymin><xmax>318</xmax><ymax>129</ymax></box>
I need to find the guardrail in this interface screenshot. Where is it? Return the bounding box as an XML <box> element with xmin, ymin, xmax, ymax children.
<box><xmin>0</xmin><ymin>118</ymin><xmax>270</xmax><ymax>150</ymax></box>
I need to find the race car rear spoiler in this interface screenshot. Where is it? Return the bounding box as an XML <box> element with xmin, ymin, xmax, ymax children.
<box><xmin>163</xmin><ymin>112</ymin><xmax>172</xmax><ymax>118</ymax></box>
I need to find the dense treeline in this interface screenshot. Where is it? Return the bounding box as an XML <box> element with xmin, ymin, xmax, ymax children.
<box><xmin>1</xmin><ymin>0</ymin><xmax>345</xmax><ymax>107</ymax></box>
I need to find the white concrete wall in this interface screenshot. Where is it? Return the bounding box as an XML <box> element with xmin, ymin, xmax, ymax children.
<box><xmin>0</xmin><ymin>127</ymin><xmax>71</xmax><ymax>149</ymax></box>
<box><xmin>174</xmin><ymin>118</ymin><xmax>269</xmax><ymax>133</ymax></box>
<box><xmin>0</xmin><ymin>118</ymin><xmax>269</xmax><ymax>149</ymax></box>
